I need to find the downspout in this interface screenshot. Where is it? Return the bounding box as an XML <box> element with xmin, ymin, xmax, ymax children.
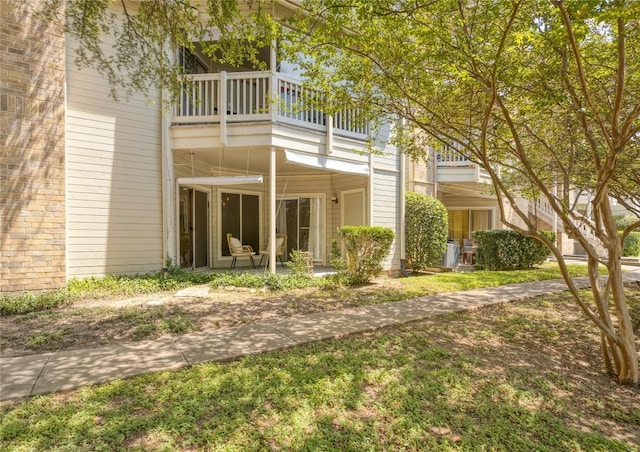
<box><xmin>268</xmin><ymin>40</ymin><xmax>278</xmax><ymax>274</ymax></box>
<box><xmin>326</xmin><ymin>114</ymin><xmax>333</xmax><ymax>155</ymax></box>
<box><xmin>432</xmin><ymin>146</ymin><xmax>438</xmax><ymax>197</ymax></box>
<box><xmin>220</xmin><ymin>71</ymin><xmax>227</xmax><ymax>146</ymax></box>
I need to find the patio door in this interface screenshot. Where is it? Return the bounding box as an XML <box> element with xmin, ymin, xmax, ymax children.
<box><xmin>179</xmin><ymin>188</ymin><xmax>209</xmax><ymax>269</ymax></box>
<box><xmin>276</xmin><ymin>197</ymin><xmax>323</xmax><ymax>261</ymax></box>
<box><xmin>220</xmin><ymin>192</ymin><xmax>260</xmax><ymax>257</ymax></box>
<box><xmin>448</xmin><ymin>209</ymin><xmax>493</xmax><ymax>247</ymax></box>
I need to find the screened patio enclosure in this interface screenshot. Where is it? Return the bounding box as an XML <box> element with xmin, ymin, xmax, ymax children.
<box><xmin>172</xmin><ymin>146</ymin><xmax>371</xmax><ymax>273</ymax></box>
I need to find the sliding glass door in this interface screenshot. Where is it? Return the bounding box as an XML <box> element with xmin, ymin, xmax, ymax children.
<box><xmin>220</xmin><ymin>192</ymin><xmax>260</xmax><ymax>257</ymax></box>
<box><xmin>179</xmin><ymin>188</ymin><xmax>209</xmax><ymax>269</ymax></box>
<box><xmin>447</xmin><ymin>209</ymin><xmax>493</xmax><ymax>247</ymax></box>
<box><xmin>276</xmin><ymin>197</ymin><xmax>323</xmax><ymax>261</ymax></box>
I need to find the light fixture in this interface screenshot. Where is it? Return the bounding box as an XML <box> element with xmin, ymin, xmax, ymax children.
<box><xmin>331</xmin><ymin>196</ymin><xmax>338</xmax><ymax>204</ymax></box>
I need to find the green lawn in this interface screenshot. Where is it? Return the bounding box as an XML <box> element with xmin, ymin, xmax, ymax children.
<box><xmin>0</xmin><ymin>262</ymin><xmax>596</xmax><ymax>316</ymax></box>
<box><xmin>1</xmin><ymin>288</ymin><xmax>638</xmax><ymax>451</ymax></box>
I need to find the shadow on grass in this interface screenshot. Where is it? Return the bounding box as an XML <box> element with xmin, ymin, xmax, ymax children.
<box><xmin>2</xmin><ymin>292</ymin><xmax>638</xmax><ymax>450</ymax></box>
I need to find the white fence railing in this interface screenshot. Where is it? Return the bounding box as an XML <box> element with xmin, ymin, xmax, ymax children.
<box><xmin>531</xmin><ymin>197</ymin><xmax>555</xmax><ymax>225</ymax></box>
<box><xmin>435</xmin><ymin>147</ymin><xmax>474</xmax><ymax>166</ymax></box>
<box><xmin>172</xmin><ymin>71</ymin><xmax>369</xmax><ymax>137</ymax></box>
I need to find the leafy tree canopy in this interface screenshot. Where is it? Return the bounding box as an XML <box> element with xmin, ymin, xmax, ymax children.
<box><xmin>283</xmin><ymin>0</ymin><xmax>640</xmax><ymax>385</ymax></box>
<box><xmin>40</xmin><ymin>0</ymin><xmax>639</xmax><ymax>385</ymax></box>
<box><xmin>41</xmin><ymin>0</ymin><xmax>279</xmax><ymax>102</ymax></box>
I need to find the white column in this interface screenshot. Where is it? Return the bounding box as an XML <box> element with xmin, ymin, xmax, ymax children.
<box><xmin>368</xmin><ymin>153</ymin><xmax>374</xmax><ymax>225</ymax></box>
<box><xmin>269</xmin><ymin>147</ymin><xmax>277</xmax><ymax>273</ymax></box>
<box><xmin>400</xmin><ymin>153</ymin><xmax>406</xmax><ymax>262</ymax></box>
<box><xmin>270</xmin><ymin>40</ymin><xmax>278</xmax><ymax>124</ymax></box>
<box><xmin>326</xmin><ymin>114</ymin><xmax>333</xmax><ymax>155</ymax></box>
<box><xmin>162</xmin><ymin>89</ymin><xmax>176</xmax><ymax>268</ymax></box>
<box><xmin>220</xmin><ymin>71</ymin><xmax>227</xmax><ymax>146</ymax></box>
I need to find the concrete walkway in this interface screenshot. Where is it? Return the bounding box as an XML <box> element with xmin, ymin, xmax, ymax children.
<box><xmin>2</xmin><ymin>271</ymin><xmax>639</xmax><ymax>402</ymax></box>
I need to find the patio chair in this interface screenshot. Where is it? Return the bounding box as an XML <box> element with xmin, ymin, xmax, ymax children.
<box><xmin>258</xmin><ymin>234</ymin><xmax>287</xmax><ymax>268</ymax></box>
<box><xmin>226</xmin><ymin>233</ymin><xmax>256</xmax><ymax>269</ymax></box>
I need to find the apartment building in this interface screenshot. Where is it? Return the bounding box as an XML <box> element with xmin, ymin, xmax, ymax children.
<box><xmin>1</xmin><ymin>0</ymin><xmax>405</xmax><ymax>293</ymax></box>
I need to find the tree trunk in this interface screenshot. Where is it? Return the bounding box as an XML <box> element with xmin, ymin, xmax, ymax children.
<box><xmin>606</xmin><ymin>259</ymin><xmax>639</xmax><ymax>385</ymax></box>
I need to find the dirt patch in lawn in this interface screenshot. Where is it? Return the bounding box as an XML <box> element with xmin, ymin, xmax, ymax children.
<box><xmin>0</xmin><ymin>278</ymin><xmax>408</xmax><ymax>357</ymax></box>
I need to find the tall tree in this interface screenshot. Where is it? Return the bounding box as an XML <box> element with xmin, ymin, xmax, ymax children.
<box><xmin>283</xmin><ymin>0</ymin><xmax>640</xmax><ymax>385</ymax></box>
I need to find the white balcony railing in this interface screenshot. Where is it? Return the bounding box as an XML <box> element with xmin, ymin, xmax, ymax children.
<box><xmin>172</xmin><ymin>71</ymin><xmax>370</xmax><ymax>137</ymax></box>
<box><xmin>436</xmin><ymin>147</ymin><xmax>474</xmax><ymax>167</ymax></box>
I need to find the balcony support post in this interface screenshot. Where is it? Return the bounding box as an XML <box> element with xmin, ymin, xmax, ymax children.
<box><xmin>220</xmin><ymin>71</ymin><xmax>227</xmax><ymax>145</ymax></box>
<box><xmin>269</xmin><ymin>146</ymin><xmax>277</xmax><ymax>273</ymax></box>
<box><xmin>162</xmin><ymin>89</ymin><xmax>177</xmax><ymax>267</ymax></box>
<box><xmin>271</xmin><ymin>73</ymin><xmax>279</xmax><ymax>123</ymax></box>
<box><xmin>326</xmin><ymin>114</ymin><xmax>333</xmax><ymax>155</ymax></box>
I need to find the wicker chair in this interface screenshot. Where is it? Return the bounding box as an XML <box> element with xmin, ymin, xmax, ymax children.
<box><xmin>259</xmin><ymin>234</ymin><xmax>287</xmax><ymax>268</ymax></box>
<box><xmin>226</xmin><ymin>233</ymin><xmax>256</xmax><ymax>269</ymax></box>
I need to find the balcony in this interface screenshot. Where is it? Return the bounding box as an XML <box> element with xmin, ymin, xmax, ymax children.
<box><xmin>435</xmin><ymin>148</ymin><xmax>491</xmax><ymax>184</ymax></box>
<box><xmin>170</xmin><ymin>71</ymin><xmax>370</xmax><ymax>153</ymax></box>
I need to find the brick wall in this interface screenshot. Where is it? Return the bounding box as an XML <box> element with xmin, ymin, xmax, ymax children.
<box><xmin>1</xmin><ymin>0</ymin><xmax>66</xmax><ymax>293</ymax></box>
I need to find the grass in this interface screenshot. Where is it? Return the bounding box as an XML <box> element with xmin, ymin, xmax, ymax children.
<box><xmin>0</xmin><ymin>262</ymin><xmax>596</xmax><ymax>316</ymax></box>
<box><xmin>0</xmin><ymin>270</ymin><xmax>218</xmax><ymax>316</ymax></box>
<box><xmin>1</xmin><ymin>291</ymin><xmax>638</xmax><ymax>451</ymax></box>
<box><xmin>303</xmin><ymin>264</ymin><xmax>600</xmax><ymax>307</ymax></box>
<box><xmin>0</xmin><ymin>264</ymin><xmax>614</xmax><ymax>358</ymax></box>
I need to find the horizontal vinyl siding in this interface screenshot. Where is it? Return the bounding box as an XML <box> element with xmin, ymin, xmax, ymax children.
<box><xmin>65</xmin><ymin>29</ymin><xmax>163</xmax><ymax>278</ymax></box>
<box><xmin>372</xmin><ymin>169</ymin><xmax>400</xmax><ymax>271</ymax></box>
<box><xmin>330</xmin><ymin>174</ymin><xmax>368</xmax><ymax>244</ymax></box>
<box><xmin>373</xmin><ymin>146</ymin><xmax>401</xmax><ymax>173</ymax></box>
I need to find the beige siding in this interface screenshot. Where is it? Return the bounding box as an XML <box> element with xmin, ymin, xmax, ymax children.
<box><xmin>65</xmin><ymin>33</ymin><xmax>163</xmax><ymax>278</ymax></box>
<box><xmin>372</xmin><ymin>170</ymin><xmax>401</xmax><ymax>271</ymax></box>
<box><xmin>372</xmin><ymin>127</ymin><xmax>400</xmax><ymax>173</ymax></box>
<box><xmin>330</xmin><ymin>174</ymin><xmax>368</xmax><ymax>244</ymax></box>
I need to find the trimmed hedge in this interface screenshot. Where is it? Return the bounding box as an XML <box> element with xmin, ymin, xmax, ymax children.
<box><xmin>405</xmin><ymin>192</ymin><xmax>448</xmax><ymax>271</ymax></box>
<box><xmin>338</xmin><ymin>226</ymin><xmax>395</xmax><ymax>284</ymax></box>
<box><xmin>473</xmin><ymin>230</ymin><xmax>554</xmax><ymax>270</ymax></box>
<box><xmin>622</xmin><ymin>231</ymin><xmax>640</xmax><ymax>256</ymax></box>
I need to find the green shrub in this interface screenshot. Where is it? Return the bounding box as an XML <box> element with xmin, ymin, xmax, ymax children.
<box><xmin>614</xmin><ymin>215</ymin><xmax>640</xmax><ymax>231</ymax></box>
<box><xmin>208</xmin><ymin>271</ymin><xmax>330</xmax><ymax>291</ymax></box>
<box><xmin>1</xmin><ymin>270</ymin><xmax>214</xmax><ymax>316</ymax></box>
<box><xmin>404</xmin><ymin>192</ymin><xmax>448</xmax><ymax>271</ymax></box>
<box><xmin>473</xmin><ymin>230</ymin><xmax>554</xmax><ymax>270</ymax></box>
<box><xmin>338</xmin><ymin>226</ymin><xmax>395</xmax><ymax>284</ymax></box>
<box><xmin>621</xmin><ymin>231</ymin><xmax>640</xmax><ymax>256</ymax></box>
<box><xmin>328</xmin><ymin>239</ymin><xmax>353</xmax><ymax>285</ymax></box>
<box><xmin>285</xmin><ymin>249</ymin><xmax>314</xmax><ymax>278</ymax></box>
<box><xmin>0</xmin><ymin>290</ymin><xmax>70</xmax><ymax>316</ymax></box>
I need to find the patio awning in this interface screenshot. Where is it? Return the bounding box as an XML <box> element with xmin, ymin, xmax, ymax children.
<box><xmin>177</xmin><ymin>175</ymin><xmax>264</xmax><ymax>186</ymax></box>
<box><xmin>284</xmin><ymin>149</ymin><xmax>370</xmax><ymax>176</ymax></box>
